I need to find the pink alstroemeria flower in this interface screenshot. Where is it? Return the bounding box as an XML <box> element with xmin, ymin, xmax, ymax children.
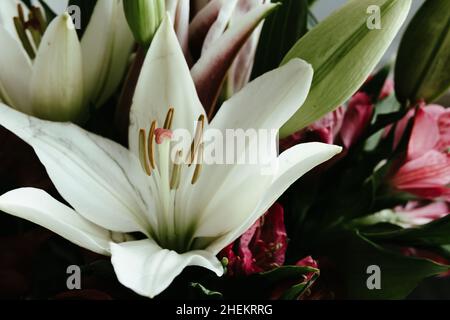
<box><xmin>339</xmin><ymin>92</ymin><xmax>374</xmax><ymax>149</ymax></box>
<box><xmin>390</xmin><ymin>105</ymin><xmax>450</xmax><ymax>201</ymax></box>
<box><xmin>394</xmin><ymin>201</ymin><xmax>449</xmax><ymax>228</ymax></box>
<box><xmin>280</xmin><ymin>107</ymin><xmax>345</xmax><ymax>150</ymax></box>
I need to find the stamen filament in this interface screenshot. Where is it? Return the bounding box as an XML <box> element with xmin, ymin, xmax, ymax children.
<box><xmin>170</xmin><ymin>150</ymin><xmax>183</xmax><ymax>190</ymax></box>
<box><xmin>191</xmin><ymin>143</ymin><xmax>204</xmax><ymax>185</ymax></box>
<box><xmin>13</xmin><ymin>17</ymin><xmax>36</xmax><ymax>59</ymax></box>
<box><xmin>139</xmin><ymin>129</ymin><xmax>152</xmax><ymax>176</ymax></box>
<box><xmin>148</xmin><ymin>121</ymin><xmax>157</xmax><ymax>169</ymax></box>
<box><xmin>163</xmin><ymin>107</ymin><xmax>174</xmax><ymax>130</ymax></box>
<box><xmin>189</xmin><ymin>115</ymin><xmax>205</xmax><ymax>166</ymax></box>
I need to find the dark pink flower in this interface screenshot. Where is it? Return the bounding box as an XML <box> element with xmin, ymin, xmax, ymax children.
<box><xmin>403</xmin><ymin>248</ymin><xmax>450</xmax><ymax>277</ymax></box>
<box><xmin>394</xmin><ymin>201</ymin><xmax>449</xmax><ymax>228</ymax></box>
<box><xmin>270</xmin><ymin>256</ymin><xmax>320</xmax><ymax>300</ymax></box>
<box><xmin>219</xmin><ymin>203</ymin><xmax>287</xmax><ymax>276</ymax></box>
<box><xmin>296</xmin><ymin>256</ymin><xmax>319</xmax><ymax>282</ymax></box>
<box><xmin>390</xmin><ymin>105</ymin><xmax>450</xmax><ymax>201</ymax></box>
<box><xmin>339</xmin><ymin>92</ymin><xmax>374</xmax><ymax>149</ymax></box>
<box><xmin>280</xmin><ymin>107</ymin><xmax>345</xmax><ymax>150</ymax></box>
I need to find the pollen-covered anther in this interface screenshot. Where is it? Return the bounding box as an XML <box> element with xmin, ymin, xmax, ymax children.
<box><xmin>191</xmin><ymin>142</ymin><xmax>204</xmax><ymax>185</ymax></box>
<box><xmin>170</xmin><ymin>150</ymin><xmax>183</xmax><ymax>190</ymax></box>
<box><xmin>148</xmin><ymin>120</ymin><xmax>157</xmax><ymax>169</ymax></box>
<box><xmin>139</xmin><ymin>129</ymin><xmax>152</xmax><ymax>176</ymax></box>
<box><xmin>189</xmin><ymin>115</ymin><xmax>205</xmax><ymax>166</ymax></box>
<box><xmin>163</xmin><ymin>107</ymin><xmax>174</xmax><ymax>130</ymax></box>
<box><xmin>13</xmin><ymin>4</ymin><xmax>47</xmax><ymax>59</ymax></box>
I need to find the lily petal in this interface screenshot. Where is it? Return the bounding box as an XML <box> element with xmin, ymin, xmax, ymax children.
<box><xmin>129</xmin><ymin>14</ymin><xmax>205</xmax><ymax>155</ymax></box>
<box><xmin>81</xmin><ymin>0</ymin><xmax>134</xmax><ymax>107</ymax></box>
<box><xmin>173</xmin><ymin>0</ymin><xmax>190</xmax><ymax>58</ymax></box>
<box><xmin>30</xmin><ymin>13</ymin><xmax>84</xmax><ymax>122</ymax></box>
<box><xmin>189</xmin><ymin>0</ymin><xmax>238</xmax><ymax>61</ymax></box>
<box><xmin>0</xmin><ymin>188</ymin><xmax>111</xmax><ymax>255</ymax></box>
<box><xmin>211</xmin><ymin>58</ymin><xmax>313</xmax><ymax>132</ymax></box>
<box><xmin>0</xmin><ymin>0</ymin><xmax>21</xmax><ymax>39</ymax></box>
<box><xmin>191</xmin><ymin>2</ymin><xmax>277</xmax><ymax>113</ymax></box>
<box><xmin>0</xmin><ymin>25</ymin><xmax>32</xmax><ymax>113</ymax></box>
<box><xmin>228</xmin><ymin>0</ymin><xmax>267</xmax><ymax>94</ymax></box>
<box><xmin>186</xmin><ymin>59</ymin><xmax>314</xmax><ymax>235</ymax></box>
<box><xmin>110</xmin><ymin>239</ymin><xmax>223</xmax><ymax>298</ymax></box>
<box><xmin>207</xmin><ymin>142</ymin><xmax>342</xmax><ymax>254</ymax></box>
<box><xmin>0</xmin><ymin>104</ymin><xmax>153</xmax><ymax>234</ymax></box>
<box><xmin>201</xmin><ymin>0</ymin><xmax>238</xmax><ymax>55</ymax></box>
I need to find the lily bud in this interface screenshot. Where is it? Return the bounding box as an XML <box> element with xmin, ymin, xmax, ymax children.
<box><xmin>280</xmin><ymin>0</ymin><xmax>412</xmax><ymax>138</ymax></box>
<box><xmin>30</xmin><ymin>13</ymin><xmax>84</xmax><ymax>122</ymax></box>
<box><xmin>123</xmin><ymin>0</ymin><xmax>165</xmax><ymax>48</ymax></box>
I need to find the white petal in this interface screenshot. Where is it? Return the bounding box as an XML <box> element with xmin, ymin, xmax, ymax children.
<box><xmin>260</xmin><ymin>143</ymin><xmax>343</xmax><ymax>213</ymax></box>
<box><xmin>207</xmin><ymin>142</ymin><xmax>342</xmax><ymax>254</ymax></box>
<box><xmin>0</xmin><ymin>0</ymin><xmax>20</xmax><ymax>39</ymax></box>
<box><xmin>0</xmin><ymin>26</ymin><xmax>32</xmax><ymax>113</ymax></box>
<box><xmin>191</xmin><ymin>59</ymin><xmax>314</xmax><ymax>213</ymax></box>
<box><xmin>0</xmin><ymin>104</ymin><xmax>154</xmax><ymax>234</ymax></box>
<box><xmin>192</xmin><ymin>165</ymin><xmax>272</xmax><ymax>238</ymax></box>
<box><xmin>129</xmin><ymin>14</ymin><xmax>206</xmax><ymax>156</ymax></box>
<box><xmin>174</xmin><ymin>0</ymin><xmax>190</xmax><ymax>57</ymax></box>
<box><xmin>81</xmin><ymin>0</ymin><xmax>134</xmax><ymax>107</ymax></box>
<box><xmin>30</xmin><ymin>13</ymin><xmax>84</xmax><ymax>121</ymax></box>
<box><xmin>211</xmin><ymin>58</ymin><xmax>313</xmax><ymax>132</ymax></box>
<box><xmin>201</xmin><ymin>0</ymin><xmax>238</xmax><ymax>54</ymax></box>
<box><xmin>110</xmin><ymin>239</ymin><xmax>223</xmax><ymax>298</ymax></box>
<box><xmin>0</xmin><ymin>188</ymin><xmax>111</xmax><ymax>255</ymax></box>
<box><xmin>227</xmin><ymin>0</ymin><xmax>265</xmax><ymax>94</ymax></box>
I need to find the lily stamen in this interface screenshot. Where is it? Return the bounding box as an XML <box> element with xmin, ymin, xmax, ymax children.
<box><xmin>189</xmin><ymin>114</ymin><xmax>205</xmax><ymax>166</ymax></box>
<box><xmin>148</xmin><ymin>120</ymin><xmax>157</xmax><ymax>169</ymax></box>
<box><xmin>163</xmin><ymin>107</ymin><xmax>174</xmax><ymax>130</ymax></box>
<box><xmin>139</xmin><ymin>129</ymin><xmax>152</xmax><ymax>176</ymax></box>
<box><xmin>13</xmin><ymin>4</ymin><xmax>48</xmax><ymax>59</ymax></box>
<box><xmin>191</xmin><ymin>142</ymin><xmax>204</xmax><ymax>185</ymax></box>
<box><xmin>13</xmin><ymin>16</ymin><xmax>35</xmax><ymax>59</ymax></box>
<box><xmin>170</xmin><ymin>150</ymin><xmax>183</xmax><ymax>190</ymax></box>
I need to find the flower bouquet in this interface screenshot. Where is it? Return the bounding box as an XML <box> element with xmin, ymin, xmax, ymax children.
<box><xmin>0</xmin><ymin>0</ymin><xmax>449</xmax><ymax>302</ymax></box>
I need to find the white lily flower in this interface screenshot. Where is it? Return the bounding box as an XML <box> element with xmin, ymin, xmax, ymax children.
<box><xmin>0</xmin><ymin>15</ymin><xmax>341</xmax><ymax>298</ymax></box>
<box><xmin>0</xmin><ymin>0</ymin><xmax>133</xmax><ymax>120</ymax></box>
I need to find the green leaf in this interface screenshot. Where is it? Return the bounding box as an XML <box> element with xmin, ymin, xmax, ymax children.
<box><xmin>251</xmin><ymin>0</ymin><xmax>309</xmax><ymax>79</ymax></box>
<box><xmin>259</xmin><ymin>265</ymin><xmax>319</xmax><ymax>283</ymax></box>
<box><xmin>364</xmin><ymin>215</ymin><xmax>450</xmax><ymax>246</ymax></box>
<box><xmin>327</xmin><ymin>231</ymin><xmax>449</xmax><ymax>299</ymax></box>
<box><xmin>280</xmin><ymin>0</ymin><xmax>411</xmax><ymax>138</ymax></box>
<box><xmin>259</xmin><ymin>265</ymin><xmax>319</xmax><ymax>300</ymax></box>
<box><xmin>189</xmin><ymin>283</ymin><xmax>223</xmax><ymax>300</ymax></box>
<box><xmin>395</xmin><ymin>0</ymin><xmax>450</xmax><ymax>105</ymax></box>
<box><xmin>280</xmin><ymin>273</ymin><xmax>319</xmax><ymax>300</ymax></box>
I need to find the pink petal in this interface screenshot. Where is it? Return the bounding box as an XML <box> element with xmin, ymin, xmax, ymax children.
<box><xmin>408</xmin><ymin>107</ymin><xmax>440</xmax><ymax>160</ymax></box>
<box><xmin>339</xmin><ymin>92</ymin><xmax>374</xmax><ymax>149</ymax></box>
<box><xmin>393</xmin><ymin>150</ymin><xmax>450</xmax><ymax>187</ymax></box>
